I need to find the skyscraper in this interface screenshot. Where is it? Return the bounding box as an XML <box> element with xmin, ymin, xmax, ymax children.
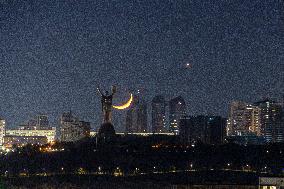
<box><xmin>37</xmin><ymin>115</ymin><xmax>49</xmax><ymax>128</ymax></box>
<box><xmin>207</xmin><ymin>116</ymin><xmax>226</xmax><ymax>144</ymax></box>
<box><xmin>254</xmin><ymin>99</ymin><xmax>284</xmax><ymax>143</ymax></box>
<box><xmin>125</xmin><ymin>93</ymin><xmax>147</xmax><ymax>133</ymax></box>
<box><xmin>179</xmin><ymin>116</ymin><xmax>191</xmax><ymax>144</ymax></box>
<box><xmin>136</xmin><ymin>100</ymin><xmax>147</xmax><ymax>132</ymax></box>
<box><xmin>125</xmin><ymin>110</ymin><xmax>133</xmax><ymax>133</ymax></box>
<box><xmin>152</xmin><ymin>95</ymin><xmax>166</xmax><ymax>133</ymax></box>
<box><xmin>169</xmin><ymin>96</ymin><xmax>187</xmax><ymax>134</ymax></box>
<box><xmin>227</xmin><ymin>101</ymin><xmax>260</xmax><ymax>136</ymax></box>
<box><xmin>22</xmin><ymin>114</ymin><xmax>50</xmax><ymax>130</ymax></box>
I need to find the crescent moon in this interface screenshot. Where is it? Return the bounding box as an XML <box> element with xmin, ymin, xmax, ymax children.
<box><xmin>113</xmin><ymin>94</ymin><xmax>133</xmax><ymax>110</ymax></box>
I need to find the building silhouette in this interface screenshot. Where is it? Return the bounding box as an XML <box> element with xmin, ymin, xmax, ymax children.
<box><xmin>36</xmin><ymin>115</ymin><xmax>49</xmax><ymax>128</ymax></box>
<box><xmin>179</xmin><ymin>116</ymin><xmax>191</xmax><ymax>144</ymax></box>
<box><xmin>169</xmin><ymin>96</ymin><xmax>187</xmax><ymax>134</ymax></box>
<box><xmin>151</xmin><ymin>95</ymin><xmax>166</xmax><ymax>133</ymax></box>
<box><xmin>20</xmin><ymin>114</ymin><xmax>50</xmax><ymax>130</ymax></box>
<box><xmin>208</xmin><ymin>116</ymin><xmax>226</xmax><ymax>144</ymax></box>
<box><xmin>125</xmin><ymin>94</ymin><xmax>148</xmax><ymax>133</ymax></box>
<box><xmin>179</xmin><ymin>115</ymin><xmax>226</xmax><ymax>144</ymax></box>
<box><xmin>125</xmin><ymin>110</ymin><xmax>133</xmax><ymax>133</ymax></box>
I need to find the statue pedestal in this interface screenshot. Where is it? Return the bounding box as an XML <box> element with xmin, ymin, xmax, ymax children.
<box><xmin>97</xmin><ymin>122</ymin><xmax>116</xmax><ymax>141</ymax></box>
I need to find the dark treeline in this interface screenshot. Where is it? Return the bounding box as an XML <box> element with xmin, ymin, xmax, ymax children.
<box><xmin>0</xmin><ymin>135</ymin><xmax>284</xmax><ymax>177</ymax></box>
<box><xmin>2</xmin><ymin>171</ymin><xmax>260</xmax><ymax>188</ymax></box>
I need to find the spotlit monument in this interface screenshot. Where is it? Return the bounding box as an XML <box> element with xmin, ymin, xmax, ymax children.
<box><xmin>97</xmin><ymin>85</ymin><xmax>133</xmax><ymax>139</ymax></box>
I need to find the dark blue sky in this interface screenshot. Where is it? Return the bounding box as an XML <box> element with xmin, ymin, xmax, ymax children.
<box><xmin>0</xmin><ymin>0</ymin><xmax>283</xmax><ymax>130</ymax></box>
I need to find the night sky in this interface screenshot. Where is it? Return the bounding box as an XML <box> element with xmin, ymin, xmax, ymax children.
<box><xmin>0</xmin><ymin>0</ymin><xmax>283</xmax><ymax>131</ymax></box>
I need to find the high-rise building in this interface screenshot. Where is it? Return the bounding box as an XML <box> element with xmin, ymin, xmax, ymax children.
<box><xmin>151</xmin><ymin>95</ymin><xmax>166</xmax><ymax>133</ymax></box>
<box><xmin>125</xmin><ymin>94</ymin><xmax>148</xmax><ymax>133</ymax></box>
<box><xmin>207</xmin><ymin>116</ymin><xmax>226</xmax><ymax>144</ymax></box>
<box><xmin>169</xmin><ymin>96</ymin><xmax>187</xmax><ymax>134</ymax></box>
<box><xmin>179</xmin><ymin>116</ymin><xmax>191</xmax><ymax>144</ymax></box>
<box><xmin>125</xmin><ymin>110</ymin><xmax>133</xmax><ymax>133</ymax></box>
<box><xmin>254</xmin><ymin>99</ymin><xmax>284</xmax><ymax>143</ymax></box>
<box><xmin>37</xmin><ymin>115</ymin><xmax>49</xmax><ymax>128</ymax></box>
<box><xmin>179</xmin><ymin>115</ymin><xmax>226</xmax><ymax>145</ymax></box>
<box><xmin>227</xmin><ymin>101</ymin><xmax>260</xmax><ymax>136</ymax></box>
<box><xmin>137</xmin><ymin>101</ymin><xmax>148</xmax><ymax>132</ymax></box>
<box><xmin>59</xmin><ymin>112</ymin><xmax>90</xmax><ymax>142</ymax></box>
<box><xmin>20</xmin><ymin>114</ymin><xmax>49</xmax><ymax>130</ymax></box>
<box><xmin>0</xmin><ymin>119</ymin><xmax>5</xmax><ymax>146</ymax></box>
<box><xmin>28</xmin><ymin>118</ymin><xmax>37</xmax><ymax>128</ymax></box>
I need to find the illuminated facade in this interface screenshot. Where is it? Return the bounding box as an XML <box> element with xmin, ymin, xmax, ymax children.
<box><xmin>3</xmin><ymin>135</ymin><xmax>47</xmax><ymax>149</ymax></box>
<box><xmin>5</xmin><ymin>127</ymin><xmax>56</xmax><ymax>143</ymax></box>
<box><xmin>227</xmin><ymin>101</ymin><xmax>260</xmax><ymax>136</ymax></box>
<box><xmin>59</xmin><ymin>112</ymin><xmax>90</xmax><ymax>142</ymax></box>
<box><xmin>0</xmin><ymin>119</ymin><xmax>5</xmax><ymax>146</ymax></box>
<box><xmin>169</xmin><ymin>96</ymin><xmax>187</xmax><ymax>134</ymax></box>
<box><xmin>254</xmin><ymin>99</ymin><xmax>283</xmax><ymax>143</ymax></box>
<box><xmin>151</xmin><ymin>95</ymin><xmax>166</xmax><ymax>133</ymax></box>
<box><xmin>259</xmin><ymin>177</ymin><xmax>284</xmax><ymax>188</ymax></box>
<box><xmin>125</xmin><ymin>94</ymin><xmax>148</xmax><ymax>133</ymax></box>
<box><xmin>90</xmin><ymin>131</ymin><xmax>174</xmax><ymax>136</ymax></box>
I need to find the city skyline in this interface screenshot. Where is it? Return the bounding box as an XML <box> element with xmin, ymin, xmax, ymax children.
<box><xmin>0</xmin><ymin>93</ymin><xmax>283</xmax><ymax>129</ymax></box>
<box><xmin>0</xmin><ymin>0</ymin><xmax>283</xmax><ymax>130</ymax></box>
<box><xmin>0</xmin><ymin>1</ymin><xmax>284</xmax><ymax>188</ymax></box>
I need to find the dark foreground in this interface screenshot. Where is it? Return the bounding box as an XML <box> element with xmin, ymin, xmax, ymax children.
<box><xmin>1</xmin><ymin>171</ymin><xmax>265</xmax><ymax>189</ymax></box>
<box><xmin>1</xmin><ymin>136</ymin><xmax>284</xmax><ymax>188</ymax></box>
